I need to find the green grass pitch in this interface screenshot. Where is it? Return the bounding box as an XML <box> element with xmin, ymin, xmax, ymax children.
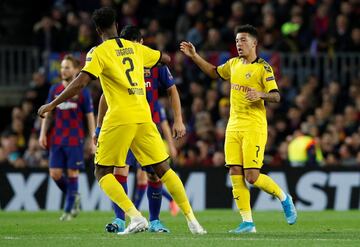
<box><xmin>1</xmin><ymin>210</ymin><xmax>359</xmax><ymax>247</ymax></box>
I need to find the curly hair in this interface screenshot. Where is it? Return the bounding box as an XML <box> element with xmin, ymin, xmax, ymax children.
<box><xmin>91</xmin><ymin>7</ymin><xmax>116</xmax><ymax>30</ymax></box>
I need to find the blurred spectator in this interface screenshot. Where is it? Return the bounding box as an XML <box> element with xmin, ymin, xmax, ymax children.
<box><xmin>118</xmin><ymin>1</ymin><xmax>139</xmax><ymax>27</ymax></box>
<box><xmin>338</xmin><ymin>143</ymin><xmax>357</xmax><ymax>166</ymax></box>
<box><xmin>277</xmin><ymin>22</ymin><xmax>301</xmax><ymax>52</ymax></box>
<box><xmin>215</xmin><ymin>97</ymin><xmax>229</xmax><ymax>146</ymax></box>
<box><xmin>212</xmin><ymin>150</ymin><xmax>225</xmax><ymax>167</ymax></box>
<box><xmin>313</xmin><ymin>3</ymin><xmax>329</xmax><ymax>38</ymax></box>
<box><xmin>33</xmin><ymin>15</ymin><xmax>63</xmax><ymax>53</ymax></box>
<box><xmin>25</xmin><ymin>69</ymin><xmax>50</xmax><ymax>111</ymax></box>
<box><xmin>70</xmin><ymin>23</ymin><xmax>95</xmax><ymax>51</ymax></box>
<box><xmin>344</xmin><ymin>105</ymin><xmax>358</xmax><ymax>135</ymax></box>
<box><xmin>331</xmin><ymin>14</ymin><xmax>351</xmax><ymax>51</ymax></box>
<box><xmin>349</xmin><ymin>27</ymin><xmax>360</xmax><ymax>52</ymax></box>
<box><xmin>0</xmin><ymin>146</ymin><xmax>10</xmax><ymax>167</ymax></box>
<box><xmin>186</xmin><ymin>17</ymin><xmax>206</xmax><ymax>48</ymax></box>
<box><xmin>288</xmin><ymin>129</ymin><xmax>324</xmax><ymax>167</ymax></box>
<box><xmin>175</xmin><ymin>0</ymin><xmax>203</xmax><ymax>43</ymax></box>
<box><xmin>1</xmin><ymin>130</ymin><xmax>25</xmax><ymax>168</ymax></box>
<box><xmin>150</xmin><ymin>0</ymin><xmax>178</xmax><ymax>31</ymax></box>
<box><xmin>23</xmin><ymin>134</ymin><xmax>48</xmax><ymax>168</ymax></box>
<box><xmin>202</xmin><ymin>28</ymin><xmax>228</xmax><ymax>51</ymax></box>
<box><xmin>63</xmin><ymin>12</ymin><xmax>80</xmax><ymax>50</ymax></box>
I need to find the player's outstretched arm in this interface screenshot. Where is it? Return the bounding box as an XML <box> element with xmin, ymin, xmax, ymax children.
<box><xmin>180</xmin><ymin>41</ymin><xmax>218</xmax><ymax>79</ymax></box>
<box><xmin>167</xmin><ymin>85</ymin><xmax>186</xmax><ymax>139</ymax></box>
<box><xmin>38</xmin><ymin>72</ymin><xmax>92</xmax><ymax>118</ymax></box>
<box><xmin>86</xmin><ymin>112</ymin><xmax>96</xmax><ymax>152</ymax></box>
<box><xmin>38</xmin><ymin>111</ymin><xmax>53</xmax><ymax>149</ymax></box>
<box><xmin>97</xmin><ymin>94</ymin><xmax>108</xmax><ymax>128</ymax></box>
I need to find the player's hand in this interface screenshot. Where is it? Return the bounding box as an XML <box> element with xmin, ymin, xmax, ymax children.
<box><xmin>38</xmin><ymin>134</ymin><xmax>47</xmax><ymax>149</ymax></box>
<box><xmin>38</xmin><ymin>103</ymin><xmax>55</xmax><ymax>118</ymax></box>
<box><xmin>92</xmin><ymin>133</ymin><xmax>98</xmax><ymax>145</ymax></box>
<box><xmin>180</xmin><ymin>41</ymin><xmax>196</xmax><ymax>58</ymax></box>
<box><xmin>172</xmin><ymin>121</ymin><xmax>186</xmax><ymax>139</ymax></box>
<box><xmin>245</xmin><ymin>88</ymin><xmax>263</xmax><ymax>101</ymax></box>
<box><xmin>90</xmin><ymin>142</ymin><xmax>97</xmax><ymax>154</ymax></box>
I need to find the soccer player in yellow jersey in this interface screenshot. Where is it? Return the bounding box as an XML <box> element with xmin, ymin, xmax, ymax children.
<box><xmin>38</xmin><ymin>7</ymin><xmax>206</xmax><ymax>235</ymax></box>
<box><xmin>180</xmin><ymin>24</ymin><xmax>297</xmax><ymax>233</ymax></box>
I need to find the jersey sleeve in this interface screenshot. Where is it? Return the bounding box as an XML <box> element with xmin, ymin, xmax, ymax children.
<box><xmin>81</xmin><ymin>88</ymin><xmax>94</xmax><ymax>114</ymax></box>
<box><xmin>46</xmin><ymin>84</ymin><xmax>57</xmax><ymax>104</ymax></box>
<box><xmin>81</xmin><ymin>47</ymin><xmax>103</xmax><ymax>79</ymax></box>
<box><xmin>159</xmin><ymin>102</ymin><xmax>168</xmax><ymax>122</ymax></box>
<box><xmin>262</xmin><ymin>63</ymin><xmax>278</xmax><ymax>93</ymax></box>
<box><xmin>158</xmin><ymin>65</ymin><xmax>175</xmax><ymax>89</ymax></box>
<box><xmin>216</xmin><ymin>59</ymin><xmax>231</xmax><ymax>80</ymax></box>
<box><xmin>137</xmin><ymin>43</ymin><xmax>161</xmax><ymax>68</ymax></box>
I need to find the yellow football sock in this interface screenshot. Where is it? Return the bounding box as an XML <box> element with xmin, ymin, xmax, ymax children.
<box><xmin>161</xmin><ymin>169</ymin><xmax>195</xmax><ymax>221</ymax></box>
<box><xmin>99</xmin><ymin>174</ymin><xmax>141</xmax><ymax>218</ymax></box>
<box><xmin>230</xmin><ymin>175</ymin><xmax>253</xmax><ymax>222</ymax></box>
<box><xmin>253</xmin><ymin>174</ymin><xmax>285</xmax><ymax>201</ymax></box>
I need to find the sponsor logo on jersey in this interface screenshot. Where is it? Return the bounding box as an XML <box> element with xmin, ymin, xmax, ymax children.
<box><xmin>57</xmin><ymin>102</ymin><xmax>78</xmax><ymax>110</ymax></box>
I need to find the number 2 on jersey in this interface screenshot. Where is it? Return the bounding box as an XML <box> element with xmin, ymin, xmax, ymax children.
<box><xmin>255</xmin><ymin>145</ymin><xmax>260</xmax><ymax>158</ymax></box>
<box><xmin>122</xmin><ymin>57</ymin><xmax>137</xmax><ymax>86</ymax></box>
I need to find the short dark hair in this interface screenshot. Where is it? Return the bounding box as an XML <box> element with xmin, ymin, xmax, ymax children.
<box><xmin>235</xmin><ymin>24</ymin><xmax>258</xmax><ymax>39</ymax></box>
<box><xmin>91</xmin><ymin>7</ymin><xmax>116</xmax><ymax>30</ymax></box>
<box><xmin>119</xmin><ymin>25</ymin><xmax>142</xmax><ymax>42</ymax></box>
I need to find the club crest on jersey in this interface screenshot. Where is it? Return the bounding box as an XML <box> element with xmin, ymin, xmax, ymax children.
<box><xmin>144</xmin><ymin>68</ymin><xmax>151</xmax><ymax>77</ymax></box>
<box><xmin>245</xmin><ymin>72</ymin><xmax>251</xmax><ymax>79</ymax></box>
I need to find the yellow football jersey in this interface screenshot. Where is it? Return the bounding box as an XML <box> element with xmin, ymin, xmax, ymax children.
<box><xmin>216</xmin><ymin>57</ymin><xmax>278</xmax><ymax>133</ymax></box>
<box><xmin>82</xmin><ymin>37</ymin><xmax>161</xmax><ymax>127</ymax></box>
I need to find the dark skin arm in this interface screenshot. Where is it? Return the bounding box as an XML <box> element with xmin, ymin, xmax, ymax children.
<box><xmin>38</xmin><ymin>72</ymin><xmax>92</xmax><ymax>117</ymax></box>
<box><xmin>38</xmin><ymin>111</ymin><xmax>53</xmax><ymax>149</ymax></box>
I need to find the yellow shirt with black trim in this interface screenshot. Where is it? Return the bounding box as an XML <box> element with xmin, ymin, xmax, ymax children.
<box><xmin>216</xmin><ymin>57</ymin><xmax>278</xmax><ymax>133</ymax></box>
<box><xmin>82</xmin><ymin>38</ymin><xmax>161</xmax><ymax>127</ymax></box>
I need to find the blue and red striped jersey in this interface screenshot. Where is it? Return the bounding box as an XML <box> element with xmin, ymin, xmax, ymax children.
<box><xmin>46</xmin><ymin>83</ymin><xmax>94</xmax><ymax>146</ymax></box>
<box><xmin>144</xmin><ymin>65</ymin><xmax>175</xmax><ymax>124</ymax></box>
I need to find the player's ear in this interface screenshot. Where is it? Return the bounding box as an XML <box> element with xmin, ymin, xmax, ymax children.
<box><xmin>253</xmin><ymin>38</ymin><xmax>258</xmax><ymax>47</ymax></box>
<box><xmin>140</xmin><ymin>38</ymin><xmax>144</xmax><ymax>44</ymax></box>
<box><xmin>95</xmin><ymin>27</ymin><xmax>102</xmax><ymax>36</ymax></box>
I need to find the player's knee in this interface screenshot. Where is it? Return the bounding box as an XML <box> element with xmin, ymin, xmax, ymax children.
<box><xmin>50</xmin><ymin>172</ymin><xmax>62</xmax><ymax>181</ymax></box>
<box><xmin>229</xmin><ymin>165</ymin><xmax>243</xmax><ymax>175</ymax></box>
<box><xmin>147</xmin><ymin>172</ymin><xmax>160</xmax><ymax>183</ymax></box>
<box><xmin>94</xmin><ymin>164</ymin><xmax>113</xmax><ymax>181</ymax></box>
<box><xmin>151</xmin><ymin>161</ymin><xmax>170</xmax><ymax>178</ymax></box>
<box><xmin>245</xmin><ymin>174</ymin><xmax>258</xmax><ymax>184</ymax></box>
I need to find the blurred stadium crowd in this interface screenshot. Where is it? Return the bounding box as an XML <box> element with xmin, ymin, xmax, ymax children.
<box><xmin>0</xmin><ymin>0</ymin><xmax>359</xmax><ymax>168</ymax></box>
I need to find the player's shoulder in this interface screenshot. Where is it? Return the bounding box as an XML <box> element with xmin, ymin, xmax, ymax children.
<box><xmin>50</xmin><ymin>82</ymin><xmax>62</xmax><ymax>90</ymax></box>
<box><xmin>87</xmin><ymin>46</ymin><xmax>98</xmax><ymax>54</ymax></box>
<box><xmin>229</xmin><ymin>57</ymin><xmax>240</xmax><ymax>63</ymax></box>
<box><xmin>48</xmin><ymin>82</ymin><xmax>63</xmax><ymax>95</ymax></box>
<box><xmin>157</xmin><ymin>64</ymin><xmax>170</xmax><ymax>72</ymax></box>
<box><xmin>80</xmin><ymin>86</ymin><xmax>91</xmax><ymax>95</ymax></box>
<box><xmin>256</xmin><ymin>57</ymin><xmax>273</xmax><ymax>72</ymax></box>
<box><xmin>85</xmin><ymin>46</ymin><xmax>99</xmax><ymax>61</ymax></box>
<box><xmin>218</xmin><ymin>56</ymin><xmax>238</xmax><ymax>67</ymax></box>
